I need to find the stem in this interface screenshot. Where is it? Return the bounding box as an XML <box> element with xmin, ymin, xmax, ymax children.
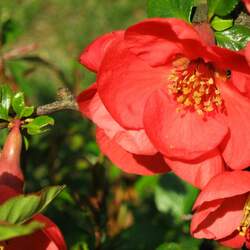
<box><xmin>0</xmin><ymin>88</ymin><xmax>79</xmax><ymax>129</ymax></box>
<box><xmin>36</xmin><ymin>87</ymin><xmax>79</xmax><ymax>115</ymax></box>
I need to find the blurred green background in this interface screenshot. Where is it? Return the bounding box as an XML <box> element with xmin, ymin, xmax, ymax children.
<box><xmin>0</xmin><ymin>1</ymin><xmax>235</xmax><ymax>249</ymax></box>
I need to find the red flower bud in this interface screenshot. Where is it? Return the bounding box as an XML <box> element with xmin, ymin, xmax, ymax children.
<box><xmin>0</xmin><ymin>120</ymin><xmax>24</xmax><ymax>192</ymax></box>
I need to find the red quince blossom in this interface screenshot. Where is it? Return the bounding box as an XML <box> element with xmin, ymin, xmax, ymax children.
<box><xmin>243</xmin><ymin>0</ymin><xmax>250</xmax><ymax>12</ymax></box>
<box><xmin>0</xmin><ymin>121</ymin><xmax>67</xmax><ymax>250</ymax></box>
<box><xmin>86</xmin><ymin>18</ymin><xmax>250</xmax><ymax>188</ymax></box>
<box><xmin>191</xmin><ymin>171</ymin><xmax>250</xmax><ymax>249</ymax></box>
<box><xmin>77</xmin><ymin>31</ymin><xmax>169</xmax><ymax>175</ymax></box>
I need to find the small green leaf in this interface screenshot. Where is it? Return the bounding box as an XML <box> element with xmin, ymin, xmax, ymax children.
<box><xmin>147</xmin><ymin>0</ymin><xmax>194</xmax><ymax>22</ymax></box>
<box><xmin>0</xmin><ymin>185</ymin><xmax>65</xmax><ymax>224</ymax></box>
<box><xmin>23</xmin><ymin>116</ymin><xmax>55</xmax><ymax>135</ymax></box>
<box><xmin>0</xmin><ymin>106</ymin><xmax>9</xmax><ymax>121</ymax></box>
<box><xmin>11</xmin><ymin>92</ymin><xmax>34</xmax><ymax>118</ymax></box>
<box><xmin>211</xmin><ymin>16</ymin><xmax>233</xmax><ymax>31</ymax></box>
<box><xmin>1</xmin><ymin>85</ymin><xmax>13</xmax><ymax>112</ymax></box>
<box><xmin>12</xmin><ymin>92</ymin><xmax>25</xmax><ymax>118</ymax></box>
<box><xmin>0</xmin><ymin>85</ymin><xmax>13</xmax><ymax>120</ymax></box>
<box><xmin>215</xmin><ymin>25</ymin><xmax>250</xmax><ymax>50</ymax></box>
<box><xmin>0</xmin><ymin>221</ymin><xmax>44</xmax><ymax>241</ymax></box>
<box><xmin>208</xmin><ymin>0</ymin><xmax>240</xmax><ymax>20</ymax></box>
<box><xmin>22</xmin><ymin>106</ymin><xmax>34</xmax><ymax>117</ymax></box>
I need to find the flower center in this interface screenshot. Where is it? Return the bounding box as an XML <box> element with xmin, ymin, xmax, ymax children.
<box><xmin>168</xmin><ymin>57</ymin><xmax>225</xmax><ymax>116</ymax></box>
<box><xmin>238</xmin><ymin>194</ymin><xmax>250</xmax><ymax>238</ymax></box>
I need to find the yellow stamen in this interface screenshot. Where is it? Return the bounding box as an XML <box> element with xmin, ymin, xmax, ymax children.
<box><xmin>238</xmin><ymin>195</ymin><xmax>250</xmax><ymax>237</ymax></box>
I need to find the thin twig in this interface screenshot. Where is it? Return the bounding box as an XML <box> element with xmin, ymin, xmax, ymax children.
<box><xmin>2</xmin><ymin>44</ymin><xmax>38</xmax><ymax>61</ymax></box>
<box><xmin>36</xmin><ymin>87</ymin><xmax>79</xmax><ymax>115</ymax></box>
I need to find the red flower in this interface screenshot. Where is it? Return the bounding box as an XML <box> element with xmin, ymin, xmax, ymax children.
<box><xmin>243</xmin><ymin>0</ymin><xmax>250</xmax><ymax>12</ymax></box>
<box><xmin>191</xmin><ymin>171</ymin><xmax>250</xmax><ymax>249</ymax></box>
<box><xmin>0</xmin><ymin>121</ymin><xmax>67</xmax><ymax>250</ymax></box>
<box><xmin>77</xmin><ymin>31</ymin><xmax>169</xmax><ymax>175</ymax></box>
<box><xmin>91</xmin><ymin>18</ymin><xmax>250</xmax><ymax>188</ymax></box>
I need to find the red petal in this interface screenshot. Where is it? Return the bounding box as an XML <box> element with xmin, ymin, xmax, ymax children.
<box><xmin>0</xmin><ymin>216</ymin><xmax>66</xmax><ymax>250</ymax></box>
<box><xmin>79</xmin><ymin>31</ymin><xmax>124</xmax><ymax>72</ymax></box>
<box><xmin>243</xmin><ymin>0</ymin><xmax>250</xmax><ymax>12</ymax></box>
<box><xmin>0</xmin><ymin>231</ymin><xmax>55</xmax><ymax>250</ymax></box>
<box><xmin>125</xmin><ymin>18</ymin><xmax>205</xmax><ymax>67</ymax></box>
<box><xmin>144</xmin><ymin>89</ymin><xmax>228</xmax><ymax>160</ymax></box>
<box><xmin>191</xmin><ymin>199</ymin><xmax>223</xmax><ymax>238</ymax></box>
<box><xmin>220</xmin><ymin>81</ymin><xmax>250</xmax><ymax>169</ymax></box>
<box><xmin>231</xmin><ymin>71</ymin><xmax>250</xmax><ymax>99</ymax></box>
<box><xmin>96</xmin><ymin>128</ymin><xmax>169</xmax><ymax>175</ymax></box>
<box><xmin>0</xmin><ymin>184</ymin><xmax>18</xmax><ymax>204</ymax></box>
<box><xmin>98</xmin><ymin>39</ymin><xmax>167</xmax><ymax>129</ymax></box>
<box><xmin>78</xmin><ymin>84</ymin><xmax>157</xmax><ymax>155</ymax></box>
<box><xmin>165</xmin><ymin>150</ymin><xmax>225</xmax><ymax>189</ymax></box>
<box><xmin>35</xmin><ymin>214</ymin><xmax>67</xmax><ymax>250</ymax></box>
<box><xmin>193</xmin><ymin>171</ymin><xmax>250</xmax><ymax>209</ymax></box>
<box><xmin>246</xmin><ymin>42</ymin><xmax>250</xmax><ymax>65</ymax></box>
<box><xmin>210</xmin><ymin>46</ymin><xmax>249</xmax><ymax>74</ymax></box>
<box><xmin>77</xmin><ymin>83</ymin><xmax>97</xmax><ymax>119</ymax></box>
<box><xmin>113</xmin><ymin>129</ymin><xmax>157</xmax><ymax>155</ymax></box>
<box><xmin>192</xmin><ymin>194</ymin><xmax>246</xmax><ymax>240</ymax></box>
<box><xmin>219</xmin><ymin>231</ymin><xmax>245</xmax><ymax>249</ymax></box>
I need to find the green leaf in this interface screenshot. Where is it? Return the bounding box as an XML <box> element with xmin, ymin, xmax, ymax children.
<box><xmin>0</xmin><ymin>221</ymin><xmax>44</xmax><ymax>241</ymax></box>
<box><xmin>0</xmin><ymin>185</ymin><xmax>65</xmax><ymax>224</ymax></box>
<box><xmin>23</xmin><ymin>116</ymin><xmax>55</xmax><ymax>135</ymax></box>
<box><xmin>0</xmin><ymin>106</ymin><xmax>9</xmax><ymax>121</ymax></box>
<box><xmin>156</xmin><ymin>243</ymin><xmax>181</xmax><ymax>250</ymax></box>
<box><xmin>11</xmin><ymin>92</ymin><xmax>34</xmax><ymax>118</ymax></box>
<box><xmin>215</xmin><ymin>25</ymin><xmax>250</xmax><ymax>50</ymax></box>
<box><xmin>0</xmin><ymin>85</ymin><xmax>13</xmax><ymax>120</ymax></box>
<box><xmin>1</xmin><ymin>85</ymin><xmax>13</xmax><ymax>112</ymax></box>
<box><xmin>147</xmin><ymin>0</ymin><xmax>194</xmax><ymax>22</ymax></box>
<box><xmin>12</xmin><ymin>92</ymin><xmax>25</xmax><ymax>116</ymax></box>
<box><xmin>211</xmin><ymin>16</ymin><xmax>233</xmax><ymax>31</ymax></box>
<box><xmin>207</xmin><ymin>0</ymin><xmax>240</xmax><ymax>20</ymax></box>
<box><xmin>154</xmin><ymin>174</ymin><xmax>186</xmax><ymax>217</ymax></box>
<box><xmin>22</xmin><ymin>106</ymin><xmax>34</xmax><ymax>117</ymax></box>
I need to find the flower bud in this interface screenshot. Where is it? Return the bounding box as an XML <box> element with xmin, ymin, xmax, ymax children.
<box><xmin>0</xmin><ymin>120</ymin><xmax>24</xmax><ymax>192</ymax></box>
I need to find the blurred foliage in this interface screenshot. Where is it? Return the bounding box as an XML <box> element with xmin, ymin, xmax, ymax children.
<box><xmin>0</xmin><ymin>0</ymin><xmax>238</xmax><ymax>249</ymax></box>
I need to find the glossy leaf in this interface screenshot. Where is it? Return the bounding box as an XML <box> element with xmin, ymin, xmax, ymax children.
<box><xmin>0</xmin><ymin>85</ymin><xmax>13</xmax><ymax>120</ymax></box>
<box><xmin>215</xmin><ymin>25</ymin><xmax>250</xmax><ymax>50</ymax></box>
<box><xmin>12</xmin><ymin>92</ymin><xmax>25</xmax><ymax>117</ymax></box>
<box><xmin>0</xmin><ymin>221</ymin><xmax>44</xmax><ymax>241</ymax></box>
<box><xmin>0</xmin><ymin>185</ymin><xmax>65</xmax><ymax>224</ymax></box>
<box><xmin>11</xmin><ymin>92</ymin><xmax>34</xmax><ymax>118</ymax></box>
<box><xmin>211</xmin><ymin>16</ymin><xmax>233</xmax><ymax>31</ymax></box>
<box><xmin>1</xmin><ymin>85</ymin><xmax>13</xmax><ymax>113</ymax></box>
<box><xmin>147</xmin><ymin>0</ymin><xmax>194</xmax><ymax>22</ymax></box>
<box><xmin>207</xmin><ymin>0</ymin><xmax>240</xmax><ymax>20</ymax></box>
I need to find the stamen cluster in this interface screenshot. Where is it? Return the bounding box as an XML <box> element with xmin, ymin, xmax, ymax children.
<box><xmin>168</xmin><ymin>57</ymin><xmax>224</xmax><ymax>115</ymax></box>
<box><xmin>238</xmin><ymin>195</ymin><xmax>250</xmax><ymax>239</ymax></box>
